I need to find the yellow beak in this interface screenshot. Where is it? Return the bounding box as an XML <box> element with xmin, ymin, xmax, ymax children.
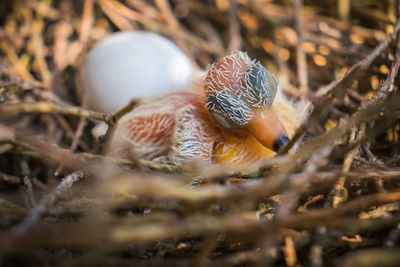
<box><xmin>246</xmin><ymin>109</ymin><xmax>289</xmax><ymax>152</ymax></box>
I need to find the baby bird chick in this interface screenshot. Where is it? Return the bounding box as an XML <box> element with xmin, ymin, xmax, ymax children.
<box><xmin>109</xmin><ymin>51</ymin><xmax>310</xmax><ymax>170</ymax></box>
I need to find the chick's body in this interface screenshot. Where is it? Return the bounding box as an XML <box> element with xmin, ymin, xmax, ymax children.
<box><xmin>109</xmin><ymin>51</ymin><xmax>310</xmax><ymax>170</ymax></box>
<box><xmin>110</xmin><ymin>90</ymin><xmax>308</xmax><ymax>169</ymax></box>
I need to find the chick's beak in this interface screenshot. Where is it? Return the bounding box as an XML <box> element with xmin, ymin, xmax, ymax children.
<box><xmin>246</xmin><ymin>109</ymin><xmax>289</xmax><ymax>152</ymax></box>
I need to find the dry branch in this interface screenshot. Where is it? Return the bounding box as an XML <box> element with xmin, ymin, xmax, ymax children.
<box><xmin>0</xmin><ymin>102</ymin><xmax>113</xmax><ymax>124</ymax></box>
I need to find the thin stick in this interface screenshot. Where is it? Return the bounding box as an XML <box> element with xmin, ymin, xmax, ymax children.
<box><xmin>11</xmin><ymin>171</ymin><xmax>86</xmax><ymax>236</ymax></box>
<box><xmin>375</xmin><ymin>4</ymin><xmax>400</xmax><ymax>98</ymax></box>
<box><xmin>21</xmin><ymin>160</ymin><xmax>37</xmax><ymax>207</ymax></box>
<box><xmin>0</xmin><ymin>198</ymin><xmax>26</xmax><ymax>216</ymax></box>
<box><xmin>0</xmin><ymin>102</ymin><xmax>113</xmax><ymax>124</ymax></box>
<box><xmin>0</xmin><ymin>171</ymin><xmax>20</xmax><ymax>184</ymax></box>
<box><xmin>101</xmin><ymin>98</ymin><xmax>140</xmax><ymax>150</ymax></box>
<box><xmin>330</xmin><ymin>126</ymin><xmax>364</xmax><ymax>208</ymax></box>
<box><xmin>70</xmin><ymin>0</ymin><xmax>94</xmax><ymax>152</ymax></box>
<box><xmin>31</xmin><ymin>5</ymin><xmax>51</xmax><ymax>85</ymax></box>
<box><xmin>292</xmin><ymin>0</ymin><xmax>309</xmax><ymax>100</ymax></box>
<box><xmin>80</xmin><ymin>152</ymin><xmax>186</xmax><ymax>172</ymax></box>
<box><xmin>228</xmin><ymin>0</ymin><xmax>242</xmax><ymax>52</ymax></box>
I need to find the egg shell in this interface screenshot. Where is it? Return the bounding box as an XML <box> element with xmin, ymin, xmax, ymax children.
<box><xmin>85</xmin><ymin>31</ymin><xmax>194</xmax><ymax>113</ymax></box>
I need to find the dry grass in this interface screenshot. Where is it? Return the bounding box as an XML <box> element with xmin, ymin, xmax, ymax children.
<box><xmin>0</xmin><ymin>0</ymin><xmax>400</xmax><ymax>266</ymax></box>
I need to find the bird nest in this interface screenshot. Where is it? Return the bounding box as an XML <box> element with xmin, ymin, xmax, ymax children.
<box><xmin>0</xmin><ymin>1</ymin><xmax>400</xmax><ymax>266</ymax></box>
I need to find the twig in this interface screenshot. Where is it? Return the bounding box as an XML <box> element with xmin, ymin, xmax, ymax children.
<box><xmin>375</xmin><ymin>20</ymin><xmax>400</xmax><ymax>97</ymax></box>
<box><xmin>329</xmin><ymin>126</ymin><xmax>364</xmax><ymax>208</ymax></box>
<box><xmin>9</xmin><ymin>126</ymin><xmax>91</xmax><ymax>170</ymax></box>
<box><xmin>338</xmin><ymin>0</ymin><xmax>351</xmax><ymax>26</ymax></box>
<box><xmin>11</xmin><ymin>170</ymin><xmax>86</xmax><ymax>236</ymax></box>
<box><xmin>21</xmin><ymin>159</ymin><xmax>36</xmax><ymax>207</ymax></box>
<box><xmin>0</xmin><ymin>40</ymin><xmax>34</xmax><ymax>82</ymax></box>
<box><xmin>228</xmin><ymin>0</ymin><xmax>242</xmax><ymax>52</ymax></box>
<box><xmin>0</xmin><ymin>102</ymin><xmax>113</xmax><ymax>124</ymax></box>
<box><xmin>283</xmin><ymin>236</ymin><xmax>298</xmax><ymax>267</ymax></box>
<box><xmin>31</xmin><ymin>4</ymin><xmax>51</xmax><ymax>85</ymax></box>
<box><xmin>120</xmin><ymin>0</ymin><xmax>224</xmax><ymax>55</ymax></box>
<box><xmin>55</xmin><ymin>114</ymin><xmax>90</xmax><ymax>152</ymax></box>
<box><xmin>0</xmin><ymin>143</ymin><xmax>14</xmax><ymax>154</ymax></box>
<box><xmin>69</xmin><ymin>82</ymin><xmax>89</xmax><ymax>152</ymax></box>
<box><xmin>155</xmin><ymin>0</ymin><xmax>180</xmax><ymax>29</ymax></box>
<box><xmin>195</xmin><ymin>235</ymin><xmax>218</xmax><ymax>267</ymax></box>
<box><xmin>292</xmin><ymin>0</ymin><xmax>309</xmax><ymax>100</ymax></box>
<box><xmin>0</xmin><ymin>171</ymin><xmax>21</xmax><ymax>184</ymax></box>
<box><xmin>79</xmin><ymin>152</ymin><xmax>187</xmax><ymax>172</ymax></box>
<box><xmin>1</xmin><ymin>122</ymin><xmax>184</xmax><ymax>173</ymax></box>
<box><xmin>101</xmin><ymin>98</ymin><xmax>140</xmax><ymax>150</ymax></box>
<box><xmin>154</xmin><ymin>0</ymin><xmax>194</xmax><ymax>60</ymax></box>
<box><xmin>69</xmin><ymin>0</ymin><xmax>94</xmax><ymax>153</ymax></box>
<box><xmin>0</xmin><ymin>198</ymin><xmax>26</xmax><ymax>216</ymax></box>
<box><xmin>98</xmin><ymin>0</ymin><xmax>135</xmax><ymax>30</ymax></box>
<box><xmin>340</xmin><ymin>249</ymin><xmax>400</xmax><ymax>267</ymax></box>
<box><xmin>0</xmin><ymin>80</ymin><xmax>19</xmax><ymax>88</ymax></box>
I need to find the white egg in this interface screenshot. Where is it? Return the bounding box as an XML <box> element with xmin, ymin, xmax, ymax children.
<box><xmin>85</xmin><ymin>31</ymin><xmax>194</xmax><ymax>113</ymax></box>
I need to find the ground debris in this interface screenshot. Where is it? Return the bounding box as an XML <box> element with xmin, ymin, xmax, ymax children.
<box><xmin>0</xmin><ymin>0</ymin><xmax>400</xmax><ymax>266</ymax></box>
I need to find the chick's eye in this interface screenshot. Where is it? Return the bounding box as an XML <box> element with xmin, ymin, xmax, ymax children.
<box><xmin>245</xmin><ymin>63</ymin><xmax>278</xmax><ymax>108</ymax></box>
<box><xmin>206</xmin><ymin>93</ymin><xmax>252</xmax><ymax>129</ymax></box>
<box><xmin>208</xmin><ymin>109</ymin><xmax>239</xmax><ymax>129</ymax></box>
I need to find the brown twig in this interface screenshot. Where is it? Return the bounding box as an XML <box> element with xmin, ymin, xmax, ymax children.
<box><xmin>31</xmin><ymin>4</ymin><xmax>51</xmax><ymax>85</ymax></box>
<box><xmin>21</xmin><ymin>160</ymin><xmax>36</xmax><ymax>207</ymax></box>
<box><xmin>0</xmin><ymin>171</ymin><xmax>21</xmax><ymax>184</ymax></box>
<box><xmin>292</xmin><ymin>0</ymin><xmax>309</xmax><ymax>100</ymax></box>
<box><xmin>101</xmin><ymin>98</ymin><xmax>140</xmax><ymax>151</ymax></box>
<box><xmin>0</xmin><ymin>102</ymin><xmax>113</xmax><ymax>124</ymax></box>
<box><xmin>11</xmin><ymin>170</ymin><xmax>86</xmax><ymax>236</ymax></box>
<box><xmin>329</xmin><ymin>126</ymin><xmax>364</xmax><ymax>208</ymax></box>
<box><xmin>79</xmin><ymin>152</ymin><xmax>187</xmax><ymax>172</ymax></box>
<box><xmin>69</xmin><ymin>0</ymin><xmax>94</xmax><ymax>153</ymax></box>
<box><xmin>228</xmin><ymin>0</ymin><xmax>242</xmax><ymax>52</ymax></box>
